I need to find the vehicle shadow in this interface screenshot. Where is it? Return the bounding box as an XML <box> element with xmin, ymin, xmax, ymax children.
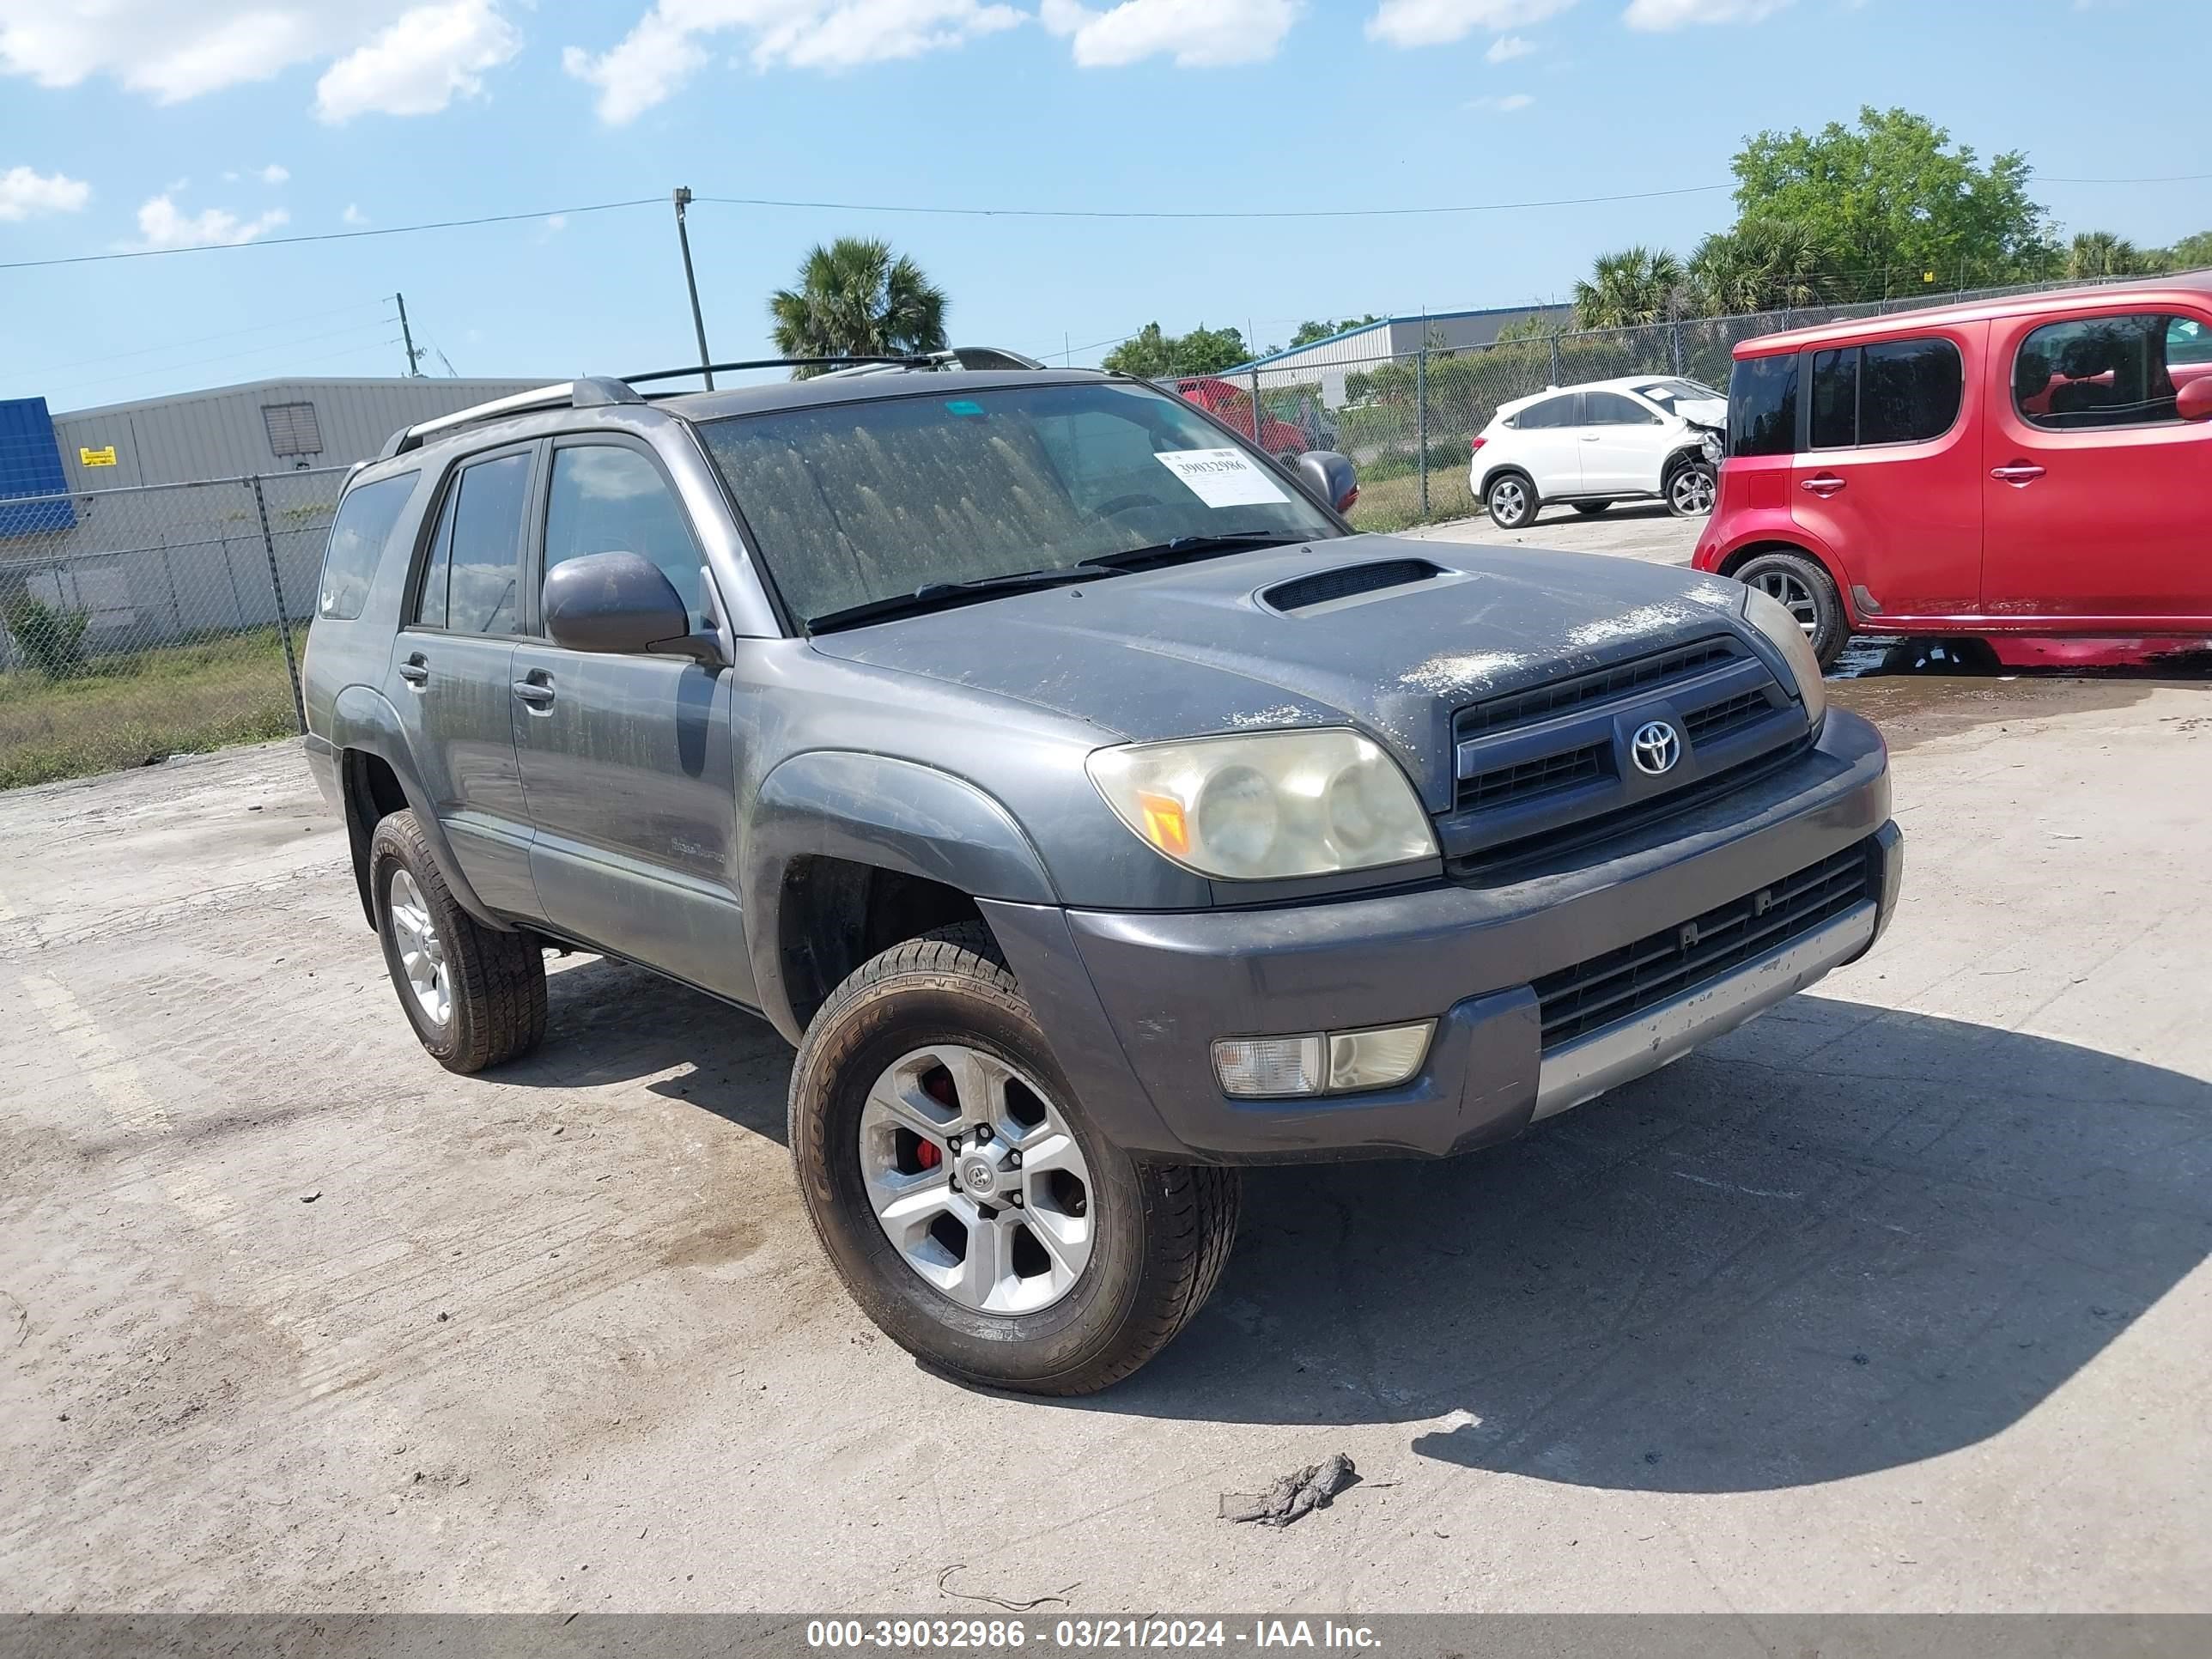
<box><xmin>1079</xmin><ymin>993</ymin><xmax>2211</xmax><ymax>1494</ymax></box>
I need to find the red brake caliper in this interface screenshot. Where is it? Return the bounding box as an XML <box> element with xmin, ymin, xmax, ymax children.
<box><xmin>916</xmin><ymin>1068</ymin><xmax>956</xmax><ymax>1169</ymax></box>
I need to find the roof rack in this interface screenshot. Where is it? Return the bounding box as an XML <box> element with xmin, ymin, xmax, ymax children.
<box><xmin>377</xmin><ymin>347</ymin><xmax>1049</xmax><ymax>458</ymax></box>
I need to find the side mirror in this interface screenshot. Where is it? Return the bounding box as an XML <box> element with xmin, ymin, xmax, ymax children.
<box><xmin>2177</xmin><ymin>377</ymin><xmax>2212</xmax><ymax>422</ymax></box>
<box><xmin>544</xmin><ymin>551</ymin><xmax>694</xmax><ymax>656</ymax></box>
<box><xmin>1297</xmin><ymin>450</ymin><xmax>1359</xmax><ymax>515</ymax></box>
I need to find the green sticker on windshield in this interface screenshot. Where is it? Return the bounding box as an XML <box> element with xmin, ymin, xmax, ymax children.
<box><xmin>945</xmin><ymin>399</ymin><xmax>985</xmax><ymax>416</ymax></box>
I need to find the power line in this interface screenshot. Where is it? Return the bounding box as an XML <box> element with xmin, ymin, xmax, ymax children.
<box><xmin>694</xmin><ymin>184</ymin><xmax>1732</xmax><ymax>221</ymax></box>
<box><xmin>46</xmin><ymin>319</ymin><xmax>403</xmax><ymax>398</ymax></box>
<box><xmin>15</xmin><ymin>297</ymin><xmax>392</xmax><ymax>378</ymax></box>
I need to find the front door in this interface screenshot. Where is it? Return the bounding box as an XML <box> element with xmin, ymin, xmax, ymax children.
<box><xmin>1577</xmin><ymin>388</ymin><xmax>1674</xmax><ymax>495</ymax></box>
<box><xmin>1982</xmin><ymin>306</ymin><xmax>2212</xmax><ymax>623</ymax></box>
<box><xmin>509</xmin><ymin>438</ymin><xmax>748</xmax><ymax>1001</ymax></box>
<box><xmin>1790</xmin><ymin>327</ymin><xmax>1984</xmax><ymax>621</ymax></box>
<box><xmin>388</xmin><ymin>443</ymin><xmax>541</xmax><ymax>919</ymax></box>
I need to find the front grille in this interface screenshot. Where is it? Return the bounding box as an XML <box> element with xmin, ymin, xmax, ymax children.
<box><xmin>1533</xmin><ymin>840</ymin><xmax>1873</xmax><ymax>1050</ymax></box>
<box><xmin>1460</xmin><ymin>741</ymin><xmax>1607</xmax><ymax>811</ymax></box>
<box><xmin>1455</xmin><ymin>638</ymin><xmax>1739</xmax><ymax>738</ymax></box>
<box><xmin>1263</xmin><ymin>558</ymin><xmax>1441</xmax><ymax>612</ymax></box>
<box><xmin>1683</xmin><ymin>689</ymin><xmax>1771</xmax><ymax>746</ymax></box>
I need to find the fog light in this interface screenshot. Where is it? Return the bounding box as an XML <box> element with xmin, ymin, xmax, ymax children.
<box><xmin>1328</xmin><ymin>1021</ymin><xmax>1435</xmax><ymax>1091</ymax></box>
<box><xmin>1212</xmin><ymin>1034</ymin><xmax>1324</xmax><ymax>1097</ymax></box>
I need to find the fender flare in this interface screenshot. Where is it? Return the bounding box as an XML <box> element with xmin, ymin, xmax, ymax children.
<box><xmin>744</xmin><ymin>750</ymin><xmax>1060</xmax><ymax>1041</ymax></box>
<box><xmin>329</xmin><ymin>684</ymin><xmax>507</xmax><ymax>932</ymax></box>
<box><xmin>1715</xmin><ymin>534</ymin><xmax>1862</xmax><ymax>629</ymax></box>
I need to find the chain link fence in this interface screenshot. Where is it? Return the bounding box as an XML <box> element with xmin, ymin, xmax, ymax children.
<box><xmin>0</xmin><ymin>467</ymin><xmax>344</xmax><ymax>789</ymax></box>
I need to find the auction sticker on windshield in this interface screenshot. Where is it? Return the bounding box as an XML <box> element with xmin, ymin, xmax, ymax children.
<box><xmin>1154</xmin><ymin>448</ymin><xmax>1291</xmax><ymax>508</ymax></box>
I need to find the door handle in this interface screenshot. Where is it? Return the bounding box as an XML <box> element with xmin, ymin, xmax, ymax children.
<box><xmin>512</xmin><ymin>673</ymin><xmax>556</xmax><ymax>710</ymax></box>
<box><xmin>1580</xmin><ymin>434</ymin><xmax>1601</xmax><ymax>442</ymax></box>
<box><xmin>1800</xmin><ymin>474</ymin><xmax>1846</xmax><ymax>498</ymax></box>
<box><xmin>1990</xmin><ymin>463</ymin><xmax>2046</xmax><ymax>486</ymax></box>
<box><xmin>397</xmin><ymin>654</ymin><xmax>428</xmax><ymax>687</ymax></box>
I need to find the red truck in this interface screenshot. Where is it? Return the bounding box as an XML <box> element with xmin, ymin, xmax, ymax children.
<box><xmin>1174</xmin><ymin>376</ymin><xmax>1315</xmax><ymax>463</ymax></box>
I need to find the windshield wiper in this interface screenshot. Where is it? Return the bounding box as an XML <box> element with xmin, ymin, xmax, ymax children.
<box><xmin>1084</xmin><ymin>532</ymin><xmax>1304</xmax><ymax>571</ymax></box>
<box><xmin>807</xmin><ymin>562</ymin><xmax>1121</xmax><ymax>634</ymax></box>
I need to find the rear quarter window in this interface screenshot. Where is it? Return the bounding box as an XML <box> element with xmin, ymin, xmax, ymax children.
<box><xmin>1729</xmin><ymin>355</ymin><xmax>1799</xmax><ymax>458</ymax></box>
<box><xmin>315</xmin><ymin>472</ymin><xmax>417</xmax><ymax>623</ymax></box>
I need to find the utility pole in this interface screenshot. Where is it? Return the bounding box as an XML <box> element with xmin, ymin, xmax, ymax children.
<box><xmin>395</xmin><ymin>292</ymin><xmax>426</xmax><ymax>377</ymax></box>
<box><xmin>672</xmin><ymin>187</ymin><xmax>714</xmax><ymax>389</ymax></box>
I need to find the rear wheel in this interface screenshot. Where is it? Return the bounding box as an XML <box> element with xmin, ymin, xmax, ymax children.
<box><xmin>1571</xmin><ymin>501</ymin><xmax>1612</xmax><ymax>519</ymax></box>
<box><xmin>1735</xmin><ymin>550</ymin><xmax>1849</xmax><ymax>671</ymax></box>
<box><xmin>1485</xmin><ymin>471</ymin><xmax>1538</xmax><ymax>529</ymax></box>
<box><xmin>369</xmin><ymin>810</ymin><xmax>545</xmax><ymax>1073</ymax></box>
<box><xmin>789</xmin><ymin>923</ymin><xmax>1240</xmax><ymax>1395</ymax></box>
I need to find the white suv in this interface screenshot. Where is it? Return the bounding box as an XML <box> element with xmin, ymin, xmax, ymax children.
<box><xmin>1471</xmin><ymin>376</ymin><xmax>1726</xmax><ymax>529</ymax></box>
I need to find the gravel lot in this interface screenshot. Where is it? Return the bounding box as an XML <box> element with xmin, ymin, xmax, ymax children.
<box><xmin>3</xmin><ymin>508</ymin><xmax>2209</xmax><ymax>1614</ymax></box>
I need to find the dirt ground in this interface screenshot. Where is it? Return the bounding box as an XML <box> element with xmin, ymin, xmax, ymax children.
<box><xmin>3</xmin><ymin>509</ymin><xmax>2209</xmax><ymax>1613</ymax></box>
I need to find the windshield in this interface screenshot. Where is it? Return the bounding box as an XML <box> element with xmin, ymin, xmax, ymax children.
<box><xmin>1631</xmin><ymin>378</ymin><xmax>1727</xmax><ymax>414</ymax></box>
<box><xmin>697</xmin><ymin>380</ymin><xmax>1340</xmax><ymax>626</ymax></box>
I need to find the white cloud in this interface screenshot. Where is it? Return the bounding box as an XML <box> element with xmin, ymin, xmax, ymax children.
<box><xmin>563</xmin><ymin>1</ymin><xmax>1024</xmax><ymax>124</ymax></box>
<box><xmin>0</xmin><ymin>2</ymin><xmax>521</xmax><ymax>110</ymax></box>
<box><xmin>544</xmin><ymin>213</ymin><xmax>568</xmax><ymax>231</ymax></box>
<box><xmin>1366</xmin><ymin>0</ymin><xmax>1573</xmax><ymax>47</ymax></box>
<box><xmin>1040</xmin><ymin>0</ymin><xmax>1297</xmax><ymax>67</ymax></box>
<box><xmin>260</xmin><ymin>162</ymin><xmax>290</xmax><ymax>184</ymax></box>
<box><xmin>0</xmin><ymin>164</ymin><xmax>89</xmax><ymax>220</ymax></box>
<box><xmin>1623</xmin><ymin>0</ymin><xmax>1787</xmax><ymax>27</ymax></box>
<box><xmin>132</xmin><ymin>193</ymin><xmax>289</xmax><ymax>250</ymax></box>
<box><xmin>316</xmin><ymin>0</ymin><xmax>520</xmax><ymax>120</ymax></box>
<box><xmin>1468</xmin><ymin>90</ymin><xmax>1534</xmax><ymax>111</ymax></box>
<box><xmin>1485</xmin><ymin>32</ymin><xmax>1535</xmax><ymax>58</ymax></box>
<box><xmin>341</xmin><ymin>202</ymin><xmax>368</xmax><ymax>225</ymax></box>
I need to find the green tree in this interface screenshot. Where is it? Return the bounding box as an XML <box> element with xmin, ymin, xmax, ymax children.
<box><xmin>1686</xmin><ymin>219</ymin><xmax>1832</xmax><ymax>315</ymax></box>
<box><xmin>1490</xmin><ymin>313</ymin><xmax>1558</xmax><ymax>343</ymax></box>
<box><xmin>2066</xmin><ymin>230</ymin><xmax>2164</xmax><ymax>279</ymax></box>
<box><xmin>767</xmin><ymin>237</ymin><xmax>947</xmax><ymax>377</ymax></box>
<box><xmin>1101</xmin><ymin>322</ymin><xmax>1247</xmax><ymax>377</ymax></box>
<box><xmin>1729</xmin><ymin>106</ymin><xmax>2057</xmax><ymax>295</ymax></box>
<box><xmin>1572</xmin><ymin>246</ymin><xmax>1686</xmax><ymax>329</ymax></box>
<box><xmin>2159</xmin><ymin>229</ymin><xmax>2212</xmax><ymax>270</ymax></box>
<box><xmin>1290</xmin><ymin>314</ymin><xmax>1382</xmax><ymax>347</ymax></box>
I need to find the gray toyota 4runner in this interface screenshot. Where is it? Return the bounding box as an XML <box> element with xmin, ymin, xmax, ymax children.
<box><xmin>303</xmin><ymin>353</ymin><xmax>1902</xmax><ymax>1395</ymax></box>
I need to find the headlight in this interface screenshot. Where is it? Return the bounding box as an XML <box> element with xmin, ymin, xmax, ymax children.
<box><xmin>1741</xmin><ymin>584</ymin><xmax>1827</xmax><ymax>727</ymax></box>
<box><xmin>1086</xmin><ymin>729</ymin><xmax>1437</xmax><ymax>880</ymax></box>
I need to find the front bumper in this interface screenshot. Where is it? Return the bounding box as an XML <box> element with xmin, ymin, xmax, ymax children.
<box><xmin>981</xmin><ymin>708</ymin><xmax>1899</xmax><ymax>1163</ymax></box>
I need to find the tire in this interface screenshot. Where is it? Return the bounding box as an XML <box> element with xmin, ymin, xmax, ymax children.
<box><xmin>369</xmin><ymin>809</ymin><xmax>546</xmax><ymax>1073</ymax></box>
<box><xmin>1571</xmin><ymin>501</ymin><xmax>1612</xmax><ymax>519</ymax></box>
<box><xmin>1485</xmin><ymin>471</ymin><xmax>1538</xmax><ymax>529</ymax></box>
<box><xmin>788</xmin><ymin>922</ymin><xmax>1241</xmax><ymax>1396</ymax></box>
<box><xmin>1667</xmin><ymin>461</ymin><xmax>1717</xmax><ymax>519</ymax></box>
<box><xmin>1735</xmin><ymin>550</ymin><xmax>1850</xmax><ymax>671</ymax></box>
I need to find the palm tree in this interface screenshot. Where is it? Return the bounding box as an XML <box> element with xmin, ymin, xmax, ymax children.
<box><xmin>768</xmin><ymin>237</ymin><xmax>948</xmax><ymax>376</ymax></box>
<box><xmin>2065</xmin><ymin>230</ymin><xmax>2161</xmax><ymax>280</ymax></box>
<box><xmin>1571</xmin><ymin>246</ymin><xmax>1686</xmax><ymax>330</ymax></box>
<box><xmin>1688</xmin><ymin>221</ymin><xmax>1832</xmax><ymax>315</ymax></box>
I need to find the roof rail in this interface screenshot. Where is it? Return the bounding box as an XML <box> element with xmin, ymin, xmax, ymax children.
<box><xmin>379</xmin><ymin>375</ymin><xmax>644</xmax><ymax>458</ymax></box>
<box><xmin>623</xmin><ymin>345</ymin><xmax>1049</xmax><ymax>388</ymax></box>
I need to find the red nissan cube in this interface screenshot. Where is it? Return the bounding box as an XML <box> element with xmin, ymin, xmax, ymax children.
<box><xmin>1693</xmin><ymin>274</ymin><xmax>2212</xmax><ymax>668</ymax></box>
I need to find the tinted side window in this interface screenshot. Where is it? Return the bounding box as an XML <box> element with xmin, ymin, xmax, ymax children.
<box><xmin>544</xmin><ymin>446</ymin><xmax>703</xmax><ymax>623</ymax></box>
<box><xmin>1516</xmin><ymin>395</ymin><xmax>1577</xmax><ymax>430</ymax></box>
<box><xmin>414</xmin><ymin>483</ymin><xmax>456</xmax><ymax>629</ymax></box>
<box><xmin>444</xmin><ymin>453</ymin><xmax>532</xmax><ymax>635</ymax></box>
<box><xmin>2169</xmin><ymin>316</ymin><xmax>2212</xmax><ymax>366</ymax></box>
<box><xmin>1584</xmin><ymin>391</ymin><xmax>1660</xmax><ymax>426</ymax></box>
<box><xmin>1808</xmin><ymin>348</ymin><xmax>1859</xmax><ymax>449</ymax></box>
<box><xmin>316</xmin><ymin>472</ymin><xmax>416</xmax><ymax>622</ymax></box>
<box><xmin>1861</xmin><ymin>337</ymin><xmax>1962</xmax><ymax>444</ymax></box>
<box><xmin>1729</xmin><ymin>355</ymin><xmax>1798</xmax><ymax>458</ymax></box>
<box><xmin>2015</xmin><ymin>313</ymin><xmax>2184</xmax><ymax>429</ymax></box>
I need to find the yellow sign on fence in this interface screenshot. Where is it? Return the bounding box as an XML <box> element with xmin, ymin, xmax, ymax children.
<box><xmin>79</xmin><ymin>445</ymin><xmax>117</xmax><ymax>467</ymax></box>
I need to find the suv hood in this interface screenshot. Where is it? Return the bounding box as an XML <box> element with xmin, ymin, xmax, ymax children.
<box><xmin>805</xmin><ymin>534</ymin><xmax>1753</xmax><ymax>811</ymax></box>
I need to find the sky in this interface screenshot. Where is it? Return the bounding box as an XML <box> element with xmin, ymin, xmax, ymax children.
<box><xmin>0</xmin><ymin>0</ymin><xmax>2204</xmax><ymax>411</ymax></box>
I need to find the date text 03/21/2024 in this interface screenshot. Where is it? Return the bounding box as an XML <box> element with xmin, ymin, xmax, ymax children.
<box><xmin>804</xmin><ymin>1619</ymin><xmax>1382</xmax><ymax>1650</ymax></box>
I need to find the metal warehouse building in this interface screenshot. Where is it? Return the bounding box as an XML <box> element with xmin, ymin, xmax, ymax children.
<box><xmin>1235</xmin><ymin>303</ymin><xmax>1577</xmax><ymax>405</ymax></box>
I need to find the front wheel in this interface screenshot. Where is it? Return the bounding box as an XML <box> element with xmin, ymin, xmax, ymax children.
<box><xmin>788</xmin><ymin>923</ymin><xmax>1240</xmax><ymax>1395</ymax></box>
<box><xmin>1735</xmin><ymin>550</ymin><xmax>1850</xmax><ymax>670</ymax></box>
<box><xmin>1667</xmin><ymin>462</ymin><xmax>1717</xmax><ymax>518</ymax></box>
<box><xmin>1485</xmin><ymin>471</ymin><xmax>1538</xmax><ymax>529</ymax></box>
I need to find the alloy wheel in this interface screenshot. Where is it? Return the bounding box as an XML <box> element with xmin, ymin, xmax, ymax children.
<box><xmin>1753</xmin><ymin>569</ymin><xmax>1820</xmax><ymax>636</ymax></box>
<box><xmin>386</xmin><ymin>868</ymin><xmax>451</xmax><ymax>1027</ymax></box>
<box><xmin>858</xmin><ymin>1044</ymin><xmax>1095</xmax><ymax>1316</ymax></box>
<box><xmin>1490</xmin><ymin>479</ymin><xmax>1528</xmax><ymax>525</ymax></box>
<box><xmin>1671</xmin><ymin>468</ymin><xmax>1717</xmax><ymax>515</ymax></box>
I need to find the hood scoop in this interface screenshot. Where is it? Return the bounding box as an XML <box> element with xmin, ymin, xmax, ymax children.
<box><xmin>1261</xmin><ymin>557</ymin><xmax>1445</xmax><ymax>616</ymax></box>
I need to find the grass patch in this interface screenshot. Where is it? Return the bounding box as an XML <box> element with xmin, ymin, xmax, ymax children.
<box><xmin>1347</xmin><ymin>467</ymin><xmax>1480</xmax><ymax>535</ymax></box>
<box><xmin>0</xmin><ymin>627</ymin><xmax>302</xmax><ymax>791</ymax></box>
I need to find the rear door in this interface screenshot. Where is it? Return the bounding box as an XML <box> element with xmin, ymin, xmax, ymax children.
<box><xmin>1790</xmin><ymin>327</ymin><xmax>1983</xmax><ymax>620</ymax></box>
<box><xmin>1507</xmin><ymin>392</ymin><xmax>1584</xmax><ymax>495</ymax></box>
<box><xmin>509</xmin><ymin>436</ymin><xmax>747</xmax><ymax>999</ymax></box>
<box><xmin>1982</xmin><ymin>306</ymin><xmax>2212</xmax><ymax>623</ymax></box>
<box><xmin>388</xmin><ymin>443</ymin><xmax>542</xmax><ymax>919</ymax></box>
<box><xmin>1578</xmin><ymin>388</ymin><xmax>1674</xmax><ymax>495</ymax></box>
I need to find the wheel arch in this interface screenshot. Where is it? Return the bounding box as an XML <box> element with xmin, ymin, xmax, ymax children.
<box><xmin>1716</xmin><ymin>538</ymin><xmax>1862</xmax><ymax>629</ymax></box>
<box><xmin>330</xmin><ymin>684</ymin><xmax>507</xmax><ymax>933</ymax></box>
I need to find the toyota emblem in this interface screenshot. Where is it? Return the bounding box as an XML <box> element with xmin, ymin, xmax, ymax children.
<box><xmin>1631</xmin><ymin>720</ymin><xmax>1681</xmax><ymax>775</ymax></box>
